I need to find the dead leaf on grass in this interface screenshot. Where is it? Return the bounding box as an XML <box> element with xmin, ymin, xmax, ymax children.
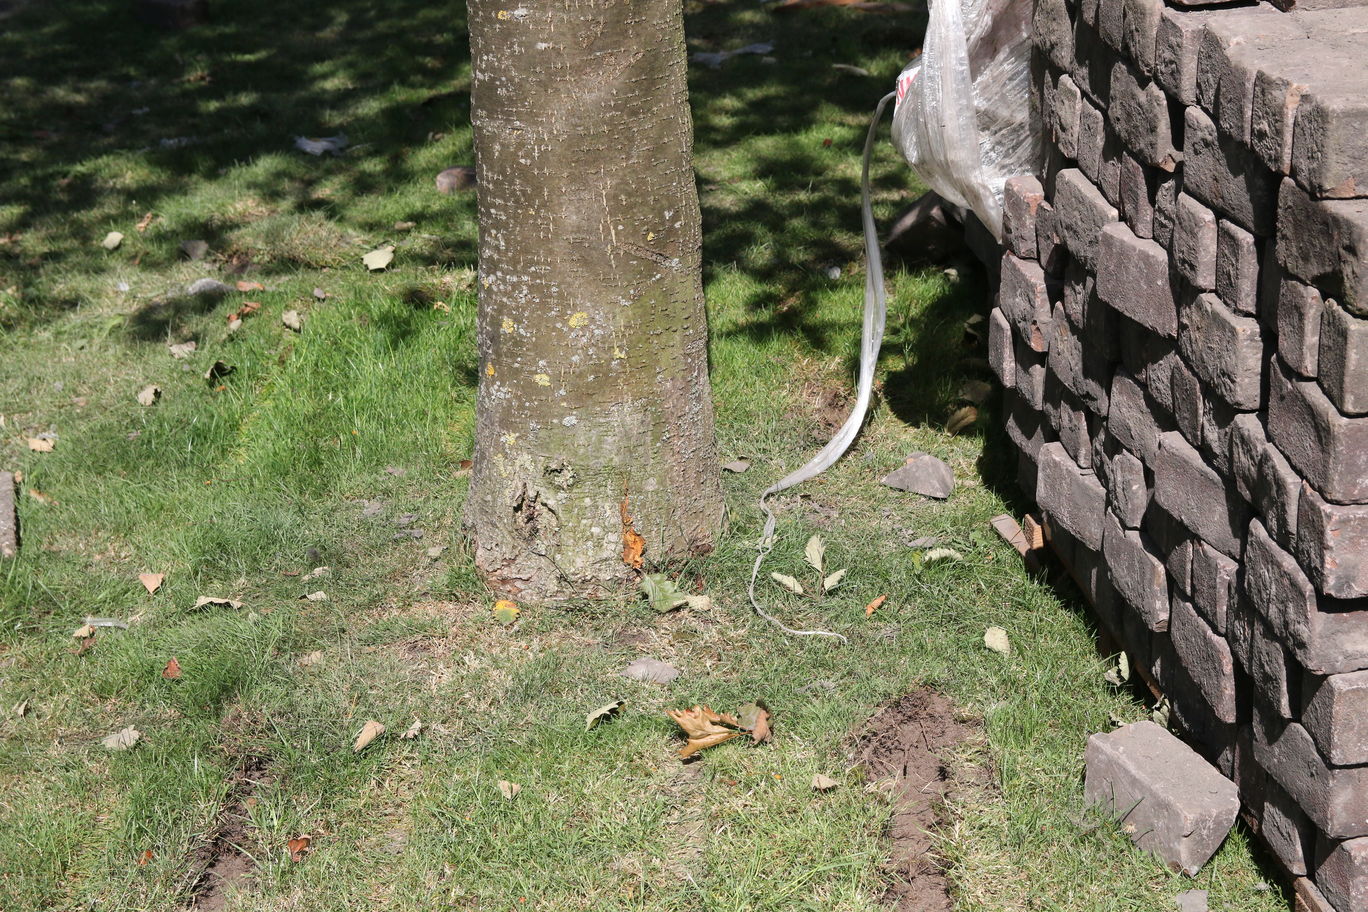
<box><xmin>299</xmin><ymin>591</ymin><xmax>328</xmax><ymax>602</ymax></box>
<box><xmin>287</xmin><ymin>835</ymin><xmax>311</xmax><ymax>862</ymax></box>
<box><xmin>28</xmin><ymin>489</ymin><xmax>56</xmax><ymax>505</ymax></box>
<box><xmin>736</xmin><ymin>702</ymin><xmax>772</xmax><ymax>744</ymax></box>
<box><xmin>983</xmin><ymin>626</ymin><xmax>1011</xmax><ymax>656</ymax></box>
<box><xmin>235</xmin><ymin>281</ymin><xmax>265</xmax><ymax>292</ymax></box>
<box><xmin>770</xmin><ymin>572</ymin><xmax>804</xmax><ymax>595</ymax></box>
<box><xmin>101</xmin><ymin>231</ymin><xmax>124</xmax><ymax>251</ymax></box>
<box><xmin>667</xmin><ymin>705</ymin><xmax>744</xmax><ymax>759</ymax></box>
<box><xmin>13</xmin><ymin>699</ymin><xmax>29</xmax><ymax>717</ymax></box>
<box><xmin>804</xmin><ymin>534</ymin><xmax>825</xmax><ymax>573</ymax></box>
<box><xmin>811</xmin><ymin>773</ymin><xmax>839</xmax><ymax>791</ymax></box>
<box><xmin>136</xmin><ymin>849</ymin><xmax>153</xmax><ymax>866</ymax></box>
<box><xmin>864</xmin><ymin>594</ymin><xmax>888</xmax><ymax>616</ymax></box>
<box><xmin>585</xmin><ymin>700</ymin><xmax>625</xmax><ymax>731</ymax></box>
<box><xmin>298</xmin><ymin>650</ymin><xmax>323</xmax><ymax>668</ymax></box>
<box><xmin>26</xmin><ymin>438</ymin><xmax>54</xmax><ymax>453</ymax></box>
<box><xmin>363</xmin><ymin>246</ymin><xmax>395</xmax><ymax>272</ymax></box>
<box><xmin>73</xmin><ymin>635</ymin><xmax>96</xmax><ymax>655</ymax></box>
<box><xmin>161</xmin><ymin>657</ymin><xmax>182</xmax><ymax>679</ymax></box>
<box><xmin>138</xmin><ymin>573</ymin><xmax>164</xmax><ymax>595</ymax></box>
<box><xmin>135</xmin><ymin>212</ymin><xmax>155</xmax><ymax>233</ymax></box>
<box><xmin>353</xmin><ymin>719</ymin><xmax>385</xmax><ymax>752</ymax></box>
<box><xmin>945</xmin><ymin>405</ymin><xmax>978</xmax><ymax>435</ymax></box>
<box><xmin>168</xmin><ymin>340</ymin><xmax>197</xmax><ymax>359</ymax></box>
<box><xmin>193</xmin><ymin>596</ymin><xmax>243</xmax><ymax>610</ymax></box>
<box><xmin>282</xmin><ymin>310</ymin><xmax>304</xmax><ymax>332</ymax></box>
<box><xmin>102</xmin><ymin>726</ymin><xmax>141</xmax><ymax>750</ymax></box>
<box><xmin>497</xmin><ymin>780</ymin><xmax>521</xmax><ymax>800</ymax></box>
<box><xmin>493</xmin><ymin>599</ymin><xmax>520</xmax><ymax>625</ymax></box>
<box><xmin>721</xmin><ymin>458</ymin><xmax>751</xmax><ymax>473</ymax></box>
<box><xmin>400</xmin><ymin>719</ymin><xmax>423</xmax><ymax>740</ymax></box>
<box><xmin>72</xmin><ymin>623</ymin><xmax>96</xmax><ymax>639</ymax></box>
<box><xmin>822</xmin><ymin>568</ymin><xmax>848</xmax><ymax>593</ymax></box>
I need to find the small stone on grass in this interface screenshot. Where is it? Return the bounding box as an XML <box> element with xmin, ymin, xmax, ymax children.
<box><xmin>881</xmin><ymin>452</ymin><xmax>954</xmax><ymax>499</ymax></box>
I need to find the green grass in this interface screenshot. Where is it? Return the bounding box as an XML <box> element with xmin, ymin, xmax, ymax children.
<box><xmin>0</xmin><ymin>1</ymin><xmax>1287</xmax><ymax>910</ymax></box>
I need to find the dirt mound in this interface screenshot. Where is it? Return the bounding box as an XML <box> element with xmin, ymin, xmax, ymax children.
<box><xmin>855</xmin><ymin>689</ymin><xmax>972</xmax><ymax>912</ymax></box>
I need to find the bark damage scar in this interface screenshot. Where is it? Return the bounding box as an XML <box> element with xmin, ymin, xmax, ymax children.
<box><xmin>620</xmin><ymin>495</ymin><xmax>645</xmax><ymax>569</ymax></box>
<box><xmin>616</xmin><ymin>241</ymin><xmax>680</xmax><ymax>270</ymax></box>
<box><xmin>513</xmin><ymin>483</ymin><xmax>557</xmax><ymax>544</ymax></box>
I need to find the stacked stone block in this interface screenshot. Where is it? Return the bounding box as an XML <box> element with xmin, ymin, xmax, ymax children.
<box><xmin>997</xmin><ymin>1</ymin><xmax>1368</xmax><ymax>905</ymax></box>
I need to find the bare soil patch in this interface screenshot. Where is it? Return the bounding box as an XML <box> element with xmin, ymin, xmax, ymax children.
<box><xmin>187</xmin><ymin>755</ymin><xmax>271</xmax><ymax>911</ymax></box>
<box><xmin>854</xmin><ymin>689</ymin><xmax>973</xmax><ymax>912</ymax></box>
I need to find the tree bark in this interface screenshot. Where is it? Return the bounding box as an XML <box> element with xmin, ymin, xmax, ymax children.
<box><xmin>463</xmin><ymin>0</ymin><xmax>724</xmax><ymax>601</ymax></box>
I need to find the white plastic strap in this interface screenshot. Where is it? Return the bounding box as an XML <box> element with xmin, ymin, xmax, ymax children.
<box><xmin>747</xmin><ymin>90</ymin><xmax>898</xmax><ymax>643</ymax></box>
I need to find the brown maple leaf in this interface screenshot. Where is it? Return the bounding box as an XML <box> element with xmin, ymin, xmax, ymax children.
<box><xmin>667</xmin><ymin>705</ymin><xmax>743</xmax><ymax>758</ymax></box>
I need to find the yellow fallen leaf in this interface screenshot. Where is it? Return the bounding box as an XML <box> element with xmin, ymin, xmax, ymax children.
<box><xmin>363</xmin><ymin>246</ymin><xmax>395</xmax><ymax>271</ymax></box>
<box><xmin>498</xmin><ymin>780</ymin><xmax>521</xmax><ymax>800</ymax></box>
<box><xmin>667</xmin><ymin>705</ymin><xmax>743</xmax><ymax>759</ymax></box>
<box><xmin>493</xmin><ymin>600</ymin><xmax>520</xmax><ymax>625</ymax></box>
<box><xmin>138</xmin><ymin>573</ymin><xmax>164</xmax><ymax>595</ymax></box>
<box><xmin>26</xmin><ymin>438</ymin><xmax>54</xmax><ymax>453</ymax></box>
<box><xmin>400</xmin><ymin>719</ymin><xmax>423</xmax><ymax>740</ymax></box>
<box><xmin>353</xmin><ymin>719</ymin><xmax>385</xmax><ymax>752</ymax></box>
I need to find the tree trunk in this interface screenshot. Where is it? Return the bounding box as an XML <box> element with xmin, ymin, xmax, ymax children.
<box><xmin>463</xmin><ymin>0</ymin><xmax>725</xmax><ymax>602</ymax></box>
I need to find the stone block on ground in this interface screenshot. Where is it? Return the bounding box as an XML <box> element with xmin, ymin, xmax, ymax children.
<box><xmin>1004</xmin><ymin>176</ymin><xmax>1046</xmax><ymax>261</ymax></box>
<box><xmin>0</xmin><ymin>471</ymin><xmax>14</xmax><ymax>559</ymax></box>
<box><xmin>881</xmin><ymin>453</ymin><xmax>955</xmax><ymax>500</ymax></box>
<box><xmin>1083</xmin><ymin>721</ymin><xmax>1240</xmax><ymax>875</ymax></box>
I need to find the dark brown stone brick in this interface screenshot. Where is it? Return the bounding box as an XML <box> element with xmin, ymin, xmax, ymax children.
<box><xmin>1038</xmin><ymin>442</ymin><xmax>1107</xmax><ymax>550</ymax></box>
<box><xmin>1303</xmin><ymin>670</ymin><xmax>1368</xmax><ymax>767</ymax></box>
<box><xmin>1097</xmin><ymin>222</ymin><xmax>1177</xmax><ymax>336</ymax></box>
<box><xmin>1316</xmin><ymin>835</ymin><xmax>1368</xmax><ymax>912</ymax></box>
<box><xmin>1191</xmin><ymin>539</ymin><xmax>1236</xmax><ymax>635</ymax></box>
<box><xmin>1296</xmin><ymin>484</ymin><xmax>1368</xmax><ymax>599</ymax></box>
<box><xmin>1109</xmin><ymin>60</ymin><xmax>1179</xmax><ymax>171</ymax></box>
<box><xmin>1103</xmin><ymin>510</ymin><xmax>1170</xmax><ymax>630</ymax></box>
<box><xmin>1004</xmin><ymin>175</ymin><xmax>1046</xmax><ymax>261</ymax></box>
<box><xmin>1318</xmin><ymin>302</ymin><xmax>1368</xmax><ymax>415</ymax></box>
<box><xmin>1001</xmin><ymin>254</ymin><xmax>1056</xmax><ymax>353</ymax></box>
<box><xmin>1263</xmin><ymin>780</ymin><xmax>1313</xmax><ymax>876</ymax></box>
<box><xmin>1153</xmin><ymin>431</ymin><xmax>1249</xmax><ymax>558</ymax></box>
<box><xmin>1216</xmin><ymin>219</ymin><xmax>1259</xmax><ymax>316</ymax></box>
<box><xmin>1170</xmin><ymin>595</ymin><xmax>1238</xmax><ymax>722</ymax></box>
<box><xmin>1154</xmin><ymin>7</ymin><xmax>1209</xmax><ymax>106</ymax></box>
<box><xmin>1107</xmin><ymin>369</ymin><xmax>1162</xmax><ymax>464</ymax></box>
<box><xmin>1109</xmin><ymin>450</ymin><xmax>1150</xmax><ymax>529</ymax></box>
<box><xmin>1276</xmin><ymin>278</ymin><xmax>1326</xmax><ymax>378</ymax></box>
<box><xmin>989</xmin><ymin>307</ymin><xmax>1016</xmax><ymax>390</ymax></box>
<box><xmin>1255</xmin><ymin>707</ymin><xmax>1368</xmax><ymax>839</ymax></box>
<box><xmin>1173</xmin><ymin>193</ymin><xmax>1218</xmax><ymax>291</ymax></box>
<box><xmin>1268</xmin><ymin>357</ymin><xmax>1368</xmax><ymax>504</ymax></box>
<box><xmin>1056</xmin><ymin>169</ymin><xmax>1118</xmax><ymax>271</ymax></box>
<box><xmin>1178</xmin><ymin>292</ymin><xmax>1265</xmax><ymax>410</ymax></box>
<box><xmin>1184</xmin><ymin>105</ymin><xmax>1277</xmax><ymax>237</ymax></box>
<box><xmin>1277</xmin><ymin>178</ymin><xmax>1368</xmax><ymax>314</ymax></box>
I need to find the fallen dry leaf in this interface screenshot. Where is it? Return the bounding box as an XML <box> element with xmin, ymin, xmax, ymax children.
<box><xmin>585</xmin><ymin>700</ymin><xmax>625</xmax><ymax>731</ymax></box>
<box><xmin>235</xmin><ymin>281</ymin><xmax>265</xmax><ymax>292</ymax></box>
<box><xmin>497</xmin><ymin>780</ymin><xmax>521</xmax><ymax>800</ymax></box>
<box><xmin>161</xmin><ymin>657</ymin><xmax>182</xmax><ymax>679</ymax></box>
<box><xmin>287</xmin><ymin>835</ymin><xmax>311</xmax><ymax>862</ymax></box>
<box><xmin>298</xmin><ymin>650</ymin><xmax>323</xmax><ymax>668</ymax></box>
<box><xmin>135</xmin><ymin>211</ymin><xmax>155</xmax><ymax>233</ymax></box>
<box><xmin>864</xmin><ymin>594</ymin><xmax>888</xmax><ymax>617</ymax></box>
<box><xmin>102</xmin><ymin>231</ymin><xmax>124</xmax><ymax>251</ymax></box>
<box><xmin>363</xmin><ymin>246</ymin><xmax>395</xmax><ymax>271</ymax></box>
<box><xmin>139</xmin><ymin>573</ymin><xmax>164</xmax><ymax>595</ymax></box>
<box><xmin>620</xmin><ymin>497</ymin><xmax>645</xmax><ymax>569</ymax></box>
<box><xmin>282</xmin><ymin>310</ymin><xmax>304</xmax><ymax>332</ymax></box>
<box><xmin>27</xmin><ymin>489</ymin><xmax>56</xmax><ymax>505</ymax></box>
<box><xmin>136</xmin><ymin>385</ymin><xmax>161</xmax><ymax>407</ymax></box>
<box><xmin>137</xmin><ymin>849</ymin><xmax>153</xmax><ymax>866</ymax></box>
<box><xmin>945</xmin><ymin>405</ymin><xmax>978</xmax><ymax>435</ymax></box>
<box><xmin>102</xmin><ymin>726</ymin><xmax>141</xmax><ymax>751</ymax></box>
<box><xmin>984</xmin><ymin>626</ymin><xmax>1011</xmax><ymax>656</ymax></box>
<box><xmin>400</xmin><ymin>719</ymin><xmax>423</xmax><ymax>740</ymax></box>
<box><xmin>13</xmin><ymin>699</ymin><xmax>29</xmax><ymax>717</ymax></box>
<box><xmin>667</xmin><ymin>705</ymin><xmax>744</xmax><ymax>759</ymax></box>
<box><xmin>72</xmin><ymin>623</ymin><xmax>96</xmax><ymax>639</ymax></box>
<box><xmin>811</xmin><ymin>773</ymin><xmax>839</xmax><ymax>791</ymax></box>
<box><xmin>193</xmin><ymin>596</ymin><xmax>242</xmax><ymax>610</ymax></box>
<box><xmin>353</xmin><ymin>719</ymin><xmax>385</xmax><ymax>752</ymax></box>
<box><xmin>737</xmin><ymin>702</ymin><xmax>772</xmax><ymax>744</ymax></box>
<box><xmin>26</xmin><ymin>438</ymin><xmax>54</xmax><ymax>453</ymax></box>
<box><xmin>299</xmin><ymin>591</ymin><xmax>328</xmax><ymax>602</ymax></box>
<box><xmin>168</xmin><ymin>340</ymin><xmax>197</xmax><ymax>359</ymax></box>
<box><xmin>73</xmin><ymin>635</ymin><xmax>96</xmax><ymax>655</ymax></box>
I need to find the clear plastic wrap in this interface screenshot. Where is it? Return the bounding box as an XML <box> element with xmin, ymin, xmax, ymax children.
<box><xmin>891</xmin><ymin>0</ymin><xmax>1040</xmax><ymax>239</ymax></box>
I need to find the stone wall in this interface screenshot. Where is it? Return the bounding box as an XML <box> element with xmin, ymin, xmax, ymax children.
<box><xmin>992</xmin><ymin>0</ymin><xmax>1368</xmax><ymax>907</ymax></box>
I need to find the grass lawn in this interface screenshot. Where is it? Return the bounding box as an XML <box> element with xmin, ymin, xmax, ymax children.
<box><xmin>0</xmin><ymin>0</ymin><xmax>1287</xmax><ymax>910</ymax></box>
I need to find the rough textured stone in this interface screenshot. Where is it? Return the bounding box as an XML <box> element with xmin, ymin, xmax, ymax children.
<box><xmin>1077</xmin><ymin>99</ymin><xmax>1107</xmax><ymax>182</ymax></box>
<box><xmin>1121</xmin><ymin>0</ymin><xmax>1162</xmax><ymax>76</ymax></box>
<box><xmin>1256</xmin><ymin>439</ymin><xmax>1303</xmax><ymax>547</ymax></box>
<box><xmin>1215</xmin><ymin>220</ymin><xmax>1259</xmax><ymax>316</ymax></box>
<box><xmin>1268</xmin><ymin>358</ymin><xmax>1368</xmax><ymax>504</ymax></box>
<box><xmin>988</xmin><ymin>307</ymin><xmax>1016</xmax><ymax>390</ymax></box>
<box><xmin>1037</xmin><ymin>442</ymin><xmax>1107</xmax><ymax>550</ymax></box>
<box><xmin>1318</xmin><ymin>302</ymin><xmax>1368</xmax><ymax>415</ymax></box>
<box><xmin>1263</xmin><ymin>780</ymin><xmax>1313</xmax><ymax>876</ymax></box>
<box><xmin>1228</xmin><ymin>412</ymin><xmax>1267</xmax><ymax>503</ymax></box>
<box><xmin>1083</xmin><ymin>721</ymin><xmax>1239</xmax><ymax>876</ymax></box>
<box><xmin>1294</xmin><ymin>877</ymin><xmax>1337</xmax><ymax>912</ymax></box>
<box><xmin>1178</xmin><ymin>292</ymin><xmax>1264</xmax><ymax>410</ymax></box>
<box><xmin>1190</xmin><ymin>540</ymin><xmax>1236</xmax><ymax>635</ymax></box>
<box><xmin>1184</xmin><ymin>105</ymin><xmax>1277</xmax><ymax>237</ymax></box>
<box><xmin>1007</xmin><ymin>391</ymin><xmax>1048</xmax><ymax>459</ymax></box>
<box><xmin>1254</xmin><ymin>708</ymin><xmax>1368</xmax><ymax>839</ymax></box>
<box><xmin>1291</xmin><ymin>67</ymin><xmax>1368</xmax><ymax>200</ymax></box>
<box><xmin>1194</xmin><ymin>5</ymin><xmax>1303</xmax><ymax>144</ymax></box>
<box><xmin>1296</xmin><ymin>484</ymin><xmax>1368</xmax><ymax>599</ymax></box>
<box><xmin>1015</xmin><ymin>335</ymin><xmax>1048</xmax><ymax>410</ymax></box>
<box><xmin>1107</xmin><ymin>369</ymin><xmax>1162</xmax><ymax>464</ymax></box>
<box><xmin>1048</xmin><ymin>307</ymin><xmax>1112</xmax><ymax>414</ymax></box>
<box><xmin>1154</xmin><ymin>7</ymin><xmax>1209</xmax><ymax>106</ymax></box>
<box><xmin>1173</xmin><ymin>193</ymin><xmax>1218</xmax><ymax>292</ymax></box>
<box><xmin>1109</xmin><ymin>60</ymin><xmax>1178</xmax><ymax>170</ymax></box>
<box><xmin>1316</xmin><ymin>836</ymin><xmax>1368</xmax><ymax>912</ymax></box>
<box><xmin>1303</xmin><ymin>670</ymin><xmax>1368</xmax><ymax>767</ymax></box>
<box><xmin>1109</xmin><ymin>450</ymin><xmax>1149</xmax><ymax>528</ymax></box>
<box><xmin>1056</xmin><ymin>168</ymin><xmax>1118</xmax><ymax>270</ymax></box>
<box><xmin>1095</xmin><ymin>0</ymin><xmax>1124</xmax><ymax>50</ymax></box>
<box><xmin>1001</xmin><ymin>254</ymin><xmax>1056</xmax><ymax>353</ymax></box>
<box><xmin>1052</xmin><ymin>73</ymin><xmax>1083</xmax><ymax>160</ymax></box>
<box><xmin>1277</xmin><ymin>278</ymin><xmax>1326</xmax><ymax>378</ymax></box>
<box><xmin>1153</xmin><ymin>431</ymin><xmax>1248</xmax><ymax>558</ymax></box>
<box><xmin>881</xmin><ymin>453</ymin><xmax>955</xmax><ymax>499</ymax></box>
<box><xmin>1119</xmin><ymin>153</ymin><xmax>1154</xmax><ymax>238</ymax></box>
<box><xmin>1168</xmin><ymin>355</ymin><xmax>1204</xmax><ymax>445</ymax></box>
<box><xmin>1045</xmin><ymin>371</ymin><xmax>1095</xmax><ymax>468</ymax></box>
<box><xmin>1036</xmin><ymin>200</ymin><xmax>1066</xmax><ymax>276</ymax></box>
<box><xmin>1246</xmin><ymin>519</ymin><xmax>1368</xmax><ymax>675</ymax></box>
<box><xmin>1170</xmin><ymin>596</ymin><xmax>1238</xmax><ymax>722</ymax></box>
<box><xmin>1277</xmin><ymin>178</ymin><xmax>1368</xmax><ymax>314</ymax></box>
<box><xmin>1097</xmin><ymin>222</ymin><xmax>1176</xmax><ymax>336</ymax></box>
<box><xmin>1035</xmin><ymin>0</ymin><xmax>1076</xmax><ymax>72</ymax></box>
<box><xmin>1103</xmin><ymin>511</ymin><xmax>1170</xmax><ymax>630</ymax></box>
<box><xmin>0</xmin><ymin>472</ymin><xmax>14</xmax><ymax>559</ymax></box>
<box><xmin>1004</xmin><ymin>175</ymin><xmax>1045</xmax><ymax>262</ymax></box>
